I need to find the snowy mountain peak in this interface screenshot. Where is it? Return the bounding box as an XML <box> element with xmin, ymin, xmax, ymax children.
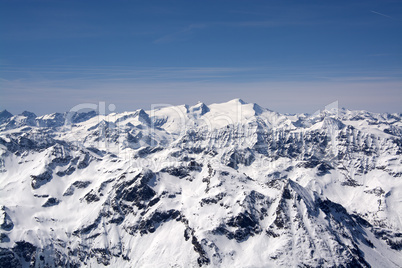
<box><xmin>232</xmin><ymin>98</ymin><xmax>246</xmax><ymax>104</ymax></box>
<box><xmin>134</xmin><ymin>109</ymin><xmax>151</xmax><ymax>125</ymax></box>
<box><xmin>0</xmin><ymin>110</ymin><xmax>12</xmax><ymax>117</ymax></box>
<box><xmin>252</xmin><ymin>103</ymin><xmax>266</xmax><ymax>115</ymax></box>
<box><xmin>189</xmin><ymin>102</ymin><xmax>210</xmax><ymax>117</ymax></box>
<box><xmin>21</xmin><ymin>111</ymin><xmax>36</xmax><ymax>118</ymax></box>
<box><xmin>0</xmin><ymin>110</ymin><xmax>12</xmax><ymax>124</ymax></box>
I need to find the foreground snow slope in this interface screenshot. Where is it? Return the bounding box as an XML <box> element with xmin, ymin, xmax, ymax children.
<box><xmin>0</xmin><ymin>99</ymin><xmax>401</xmax><ymax>267</ymax></box>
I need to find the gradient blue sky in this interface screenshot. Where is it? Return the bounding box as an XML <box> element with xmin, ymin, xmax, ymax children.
<box><xmin>1</xmin><ymin>0</ymin><xmax>401</xmax><ymax>115</ymax></box>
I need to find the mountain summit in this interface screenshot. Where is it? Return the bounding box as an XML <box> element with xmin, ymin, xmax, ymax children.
<box><xmin>0</xmin><ymin>100</ymin><xmax>401</xmax><ymax>267</ymax></box>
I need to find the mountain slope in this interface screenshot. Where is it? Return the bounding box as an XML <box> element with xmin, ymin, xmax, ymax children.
<box><xmin>0</xmin><ymin>99</ymin><xmax>401</xmax><ymax>267</ymax></box>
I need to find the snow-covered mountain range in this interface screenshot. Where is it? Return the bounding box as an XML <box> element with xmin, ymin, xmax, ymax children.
<box><xmin>0</xmin><ymin>99</ymin><xmax>401</xmax><ymax>267</ymax></box>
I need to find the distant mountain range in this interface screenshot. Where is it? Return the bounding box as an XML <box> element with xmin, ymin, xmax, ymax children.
<box><xmin>1</xmin><ymin>99</ymin><xmax>401</xmax><ymax>267</ymax></box>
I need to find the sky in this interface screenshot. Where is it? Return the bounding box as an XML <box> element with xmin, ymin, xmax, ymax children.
<box><xmin>0</xmin><ymin>0</ymin><xmax>401</xmax><ymax>115</ymax></box>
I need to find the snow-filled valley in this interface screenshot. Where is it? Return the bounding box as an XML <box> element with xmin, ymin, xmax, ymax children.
<box><xmin>0</xmin><ymin>99</ymin><xmax>401</xmax><ymax>267</ymax></box>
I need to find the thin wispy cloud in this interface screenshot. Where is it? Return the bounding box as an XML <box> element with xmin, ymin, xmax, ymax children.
<box><xmin>370</xmin><ymin>10</ymin><xmax>396</xmax><ymax>20</ymax></box>
<box><xmin>0</xmin><ymin>65</ymin><xmax>253</xmax><ymax>81</ymax></box>
<box><xmin>152</xmin><ymin>17</ymin><xmax>316</xmax><ymax>44</ymax></box>
<box><xmin>368</xmin><ymin>53</ymin><xmax>397</xmax><ymax>57</ymax></box>
<box><xmin>226</xmin><ymin>20</ymin><xmax>289</xmax><ymax>27</ymax></box>
<box><xmin>153</xmin><ymin>24</ymin><xmax>207</xmax><ymax>44</ymax></box>
<box><xmin>1</xmin><ymin>64</ymin><xmax>401</xmax><ymax>115</ymax></box>
<box><xmin>2</xmin><ymin>65</ymin><xmax>400</xmax><ymax>84</ymax></box>
<box><xmin>1</xmin><ymin>75</ymin><xmax>401</xmax><ymax>115</ymax></box>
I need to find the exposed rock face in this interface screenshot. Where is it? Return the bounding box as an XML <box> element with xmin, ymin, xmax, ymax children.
<box><xmin>0</xmin><ymin>100</ymin><xmax>401</xmax><ymax>267</ymax></box>
<box><xmin>0</xmin><ymin>209</ymin><xmax>14</xmax><ymax>231</ymax></box>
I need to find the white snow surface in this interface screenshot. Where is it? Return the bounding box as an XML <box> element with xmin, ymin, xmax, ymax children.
<box><xmin>0</xmin><ymin>99</ymin><xmax>401</xmax><ymax>267</ymax></box>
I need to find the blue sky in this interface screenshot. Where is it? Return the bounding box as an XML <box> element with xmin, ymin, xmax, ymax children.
<box><xmin>1</xmin><ymin>0</ymin><xmax>401</xmax><ymax>115</ymax></box>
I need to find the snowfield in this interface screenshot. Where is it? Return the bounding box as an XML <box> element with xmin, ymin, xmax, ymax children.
<box><xmin>0</xmin><ymin>99</ymin><xmax>401</xmax><ymax>267</ymax></box>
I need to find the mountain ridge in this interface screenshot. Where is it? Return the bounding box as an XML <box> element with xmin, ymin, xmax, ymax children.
<box><xmin>0</xmin><ymin>99</ymin><xmax>401</xmax><ymax>267</ymax></box>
